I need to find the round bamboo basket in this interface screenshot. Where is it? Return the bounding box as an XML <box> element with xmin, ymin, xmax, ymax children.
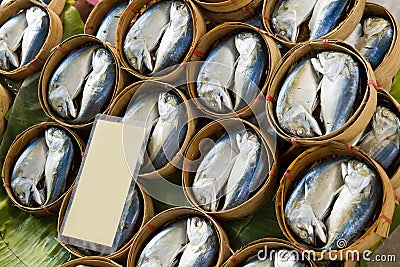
<box><xmin>60</xmin><ymin>256</ymin><xmax>121</xmax><ymax>267</ymax></box>
<box><xmin>275</xmin><ymin>142</ymin><xmax>395</xmax><ymax>260</ymax></box>
<box><xmin>262</xmin><ymin>0</ymin><xmax>365</xmax><ymax>48</ymax></box>
<box><xmin>127</xmin><ymin>207</ymin><xmax>230</xmax><ymax>267</ymax></box>
<box><xmin>182</xmin><ymin>118</ymin><xmax>278</xmax><ymax>220</ymax></box>
<box><xmin>221</xmin><ymin>238</ymin><xmax>316</xmax><ymax>266</ymax></box>
<box><xmin>187</xmin><ymin>22</ymin><xmax>281</xmax><ymax>119</ymax></box>
<box><xmin>84</xmin><ymin>0</ymin><xmax>127</xmax><ymax>46</ymax></box>
<box><xmin>359</xmin><ymin>3</ymin><xmax>400</xmax><ymax>91</ymax></box>
<box><xmin>266</xmin><ymin>40</ymin><xmax>378</xmax><ymax>147</ymax></box>
<box><xmin>116</xmin><ymin>0</ymin><xmax>206</xmax><ymax>80</ymax></box>
<box><xmin>57</xmin><ymin>183</ymin><xmax>154</xmax><ymax>263</ymax></box>
<box><xmin>0</xmin><ymin>0</ymin><xmax>63</xmax><ymax>80</ymax></box>
<box><xmin>38</xmin><ymin>34</ymin><xmax>129</xmax><ymax>129</ymax></box>
<box><xmin>47</xmin><ymin>0</ymin><xmax>66</xmax><ymax>16</ymax></box>
<box><xmin>107</xmin><ymin>80</ymin><xmax>196</xmax><ymax>179</ymax></box>
<box><xmin>2</xmin><ymin>122</ymin><xmax>85</xmax><ymax>216</ymax></box>
<box><xmin>199</xmin><ymin>0</ymin><xmax>263</xmax><ymax>24</ymax></box>
<box><xmin>0</xmin><ymin>84</ymin><xmax>12</xmax><ymax>134</ymax></box>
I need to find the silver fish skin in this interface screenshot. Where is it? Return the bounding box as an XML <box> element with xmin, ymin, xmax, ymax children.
<box><xmin>324</xmin><ymin>160</ymin><xmax>382</xmax><ymax>250</ymax></box>
<box><xmin>0</xmin><ymin>41</ymin><xmax>19</xmax><ymax>70</ymax></box>
<box><xmin>285</xmin><ymin>157</ymin><xmax>347</xmax><ymax>246</ymax></box>
<box><xmin>344</xmin><ymin>23</ymin><xmax>362</xmax><ymax>47</ymax></box>
<box><xmin>178</xmin><ymin>217</ymin><xmax>218</xmax><ymax>267</ymax></box>
<box><xmin>124</xmin><ymin>93</ymin><xmax>159</xmax><ymax>128</ymax></box>
<box><xmin>96</xmin><ymin>2</ymin><xmax>128</xmax><ymax>46</ymax></box>
<box><xmin>145</xmin><ymin>92</ymin><xmax>186</xmax><ymax>171</ymax></box>
<box><xmin>20</xmin><ymin>7</ymin><xmax>49</xmax><ymax>67</ymax></box>
<box><xmin>222</xmin><ymin>130</ymin><xmax>262</xmax><ymax>210</ymax></box>
<box><xmin>137</xmin><ymin>219</ymin><xmax>188</xmax><ymax>267</ymax></box>
<box><xmin>272</xmin><ymin>0</ymin><xmax>318</xmax><ymax>42</ymax></box>
<box><xmin>123</xmin><ymin>1</ymin><xmax>171</xmax><ymax>73</ymax></box>
<box><xmin>44</xmin><ymin>128</ymin><xmax>74</xmax><ymax>205</ymax></box>
<box><xmin>275</xmin><ymin>249</ymin><xmax>307</xmax><ymax>267</ymax></box>
<box><xmin>48</xmin><ymin>46</ymin><xmax>98</xmax><ymax>119</ymax></box>
<box><xmin>152</xmin><ymin>1</ymin><xmax>193</xmax><ymax>75</ymax></box>
<box><xmin>73</xmin><ymin>48</ymin><xmax>116</xmax><ymax>124</ymax></box>
<box><xmin>11</xmin><ymin>137</ymin><xmax>48</xmax><ymax>206</ymax></box>
<box><xmin>359</xmin><ymin>106</ymin><xmax>400</xmax><ymax>170</ymax></box>
<box><xmin>0</xmin><ymin>11</ymin><xmax>27</xmax><ymax>52</ymax></box>
<box><xmin>243</xmin><ymin>258</ymin><xmax>274</xmax><ymax>267</ymax></box>
<box><xmin>311</xmin><ymin>51</ymin><xmax>359</xmax><ymax>134</ymax></box>
<box><xmin>276</xmin><ymin>58</ymin><xmax>322</xmax><ymax>137</ymax></box>
<box><xmin>192</xmin><ymin>135</ymin><xmax>238</xmax><ymax>211</ymax></box>
<box><xmin>197</xmin><ymin>36</ymin><xmax>237</xmax><ymax>113</ymax></box>
<box><xmin>309</xmin><ymin>0</ymin><xmax>347</xmax><ymax>40</ymax></box>
<box><xmin>233</xmin><ymin>32</ymin><xmax>267</xmax><ymax>110</ymax></box>
<box><xmin>357</xmin><ymin>17</ymin><xmax>394</xmax><ymax>69</ymax></box>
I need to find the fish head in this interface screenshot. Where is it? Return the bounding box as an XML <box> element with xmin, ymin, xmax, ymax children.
<box><xmin>48</xmin><ymin>85</ymin><xmax>77</xmax><ymax>119</ymax></box>
<box><xmin>124</xmin><ymin>37</ymin><xmax>147</xmax><ymax>72</ymax></box>
<box><xmin>187</xmin><ymin>217</ymin><xmax>212</xmax><ymax>246</ymax></box>
<box><xmin>235</xmin><ymin>32</ymin><xmax>258</xmax><ymax>55</ymax></box>
<box><xmin>197</xmin><ymin>83</ymin><xmax>233</xmax><ymax>113</ymax></box>
<box><xmin>11</xmin><ymin>176</ymin><xmax>33</xmax><ymax>205</ymax></box>
<box><xmin>342</xmin><ymin>161</ymin><xmax>372</xmax><ymax>195</ymax></box>
<box><xmin>92</xmin><ymin>48</ymin><xmax>112</xmax><ymax>73</ymax></box>
<box><xmin>373</xmin><ymin>106</ymin><xmax>400</xmax><ymax>142</ymax></box>
<box><xmin>192</xmin><ymin>178</ymin><xmax>219</xmax><ymax>211</ymax></box>
<box><xmin>273</xmin><ymin>12</ymin><xmax>297</xmax><ymax>43</ymax></box>
<box><xmin>364</xmin><ymin>17</ymin><xmax>391</xmax><ymax>38</ymax></box>
<box><xmin>0</xmin><ymin>41</ymin><xmax>19</xmax><ymax>70</ymax></box>
<box><xmin>170</xmin><ymin>0</ymin><xmax>190</xmax><ymax>25</ymax></box>
<box><xmin>158</xmin><ymin>92</ymin><xmax>179</xmax><ymax>120</ymax></box>
<box><xmin>313</xmin><ymin>52</ymin><xmax>347</xmax><ymax>78</ymax></box>
<box><xmin>26</xmin><ymin>6</ymin><xmax>47</xmax><ymax>25</ymax></box>
<box><xmin>282</xmin><ymin>104</ymin><xmax>322</xmax><ymax>137</ymax></box>
<box><xmin>236</xmin><ymin>131</ymin><xmax>260</xmax><ymax>158</ymax></box>
<box><xmin>45</xmin><ymin>128</ymin><xmax>68</xmax><ymax>151</ymax></box>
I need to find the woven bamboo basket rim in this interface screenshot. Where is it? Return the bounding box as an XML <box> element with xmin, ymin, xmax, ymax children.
<box><xmin>47</xmin><ymin>0</ymin><xmax>66</xmax><ymax>16</ymax></box>
<box><xmin>115</xmin><ymin>0</ymin><xmax>206</xmax><ymax>80</ymax></box>
<box><xmin>262</xmin><ymin>0</ymin><xmax>365</xmax><ymax>48</ymax></box>
<box><xmin>38</xmin><ymin>34</ymin><xmax>126</xmax><ymax>130</ymax></box>
<box><xmin>275</xmin><ymin>142</ymin><xmax>395</xmax><ymax>260</ymax></box>
<box><xmin>361</xmin><ymin>3</ymin><xmax>400</xmax><ymax>92</ymax></box>
<box><xmin>0</xmin><ymin>0</ymin><xmax>63</xmax><ymax>81</ymax></box>
<box><xmin>84</xmin><ymin>0</ymin><xmax>127</xmax><ymax>40</ymax></box>
<box><xmin>1</xmin><ymin>122</ymin><xmax>85</xmax><ymax>216</ymax></box>
<box><xmin>187</xmin><ymin>22</ymin><xmax>281</xmax><ymax>119</ymax></box>
<box><xmin>127</xmin><ymin>206</ymin><xmax>231</xmax><ymax>267</ymax></box>
<box><xmin>0</xmin><ymin>83</ymin><xmax>12</xmax><ymax>134</ymax></box>
<box><xmin>266</xmin><ymin>40</ymin><xmax>378</xmax><ymax>147</ymax></box>
<box><xmin>57</xmin><ymin>182</ymin><xmax>154</xmax><ymax>262</ymax></box>
<box><xmin>107</xmin><ymin>80</ymin><xmax>197</xmax><ymax>179</ymax></box>
<box><xmin>201</xmin><ymin>0</ymin><xmax>263</xmax><ymax>24</ymax></box>
<box><xmin>182</xmin><ymin>118</ymin><xmax>279</xmax><ymax>220</ymax></box>
<box><xmin>193</xmin><ymin>0</ymin><xmax>253</xmax><ymax>13</ymax></box>
<box><xmin>60</xmin><ymin>256</ymin><xmax>121</xmax><ymax>267</ymax></box>
<box><xmin>222</xmin><ymin>238</ymin><xmax>316</xmax><ymax>266</ymax></box>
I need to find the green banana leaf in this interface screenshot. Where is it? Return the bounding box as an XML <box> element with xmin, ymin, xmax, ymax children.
<box><xmin>390</xmin><ymin>71</ymin><xmax>400</xmax><ymax>102</ymax></box>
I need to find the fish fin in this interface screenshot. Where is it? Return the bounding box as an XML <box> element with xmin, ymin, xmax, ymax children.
<box><xmin>167</xmin><ymin>244</ymin><xmax>188</xmax><ymax>267</ymax></box>
<box><xmin>313</xmin><ymin>219</ymin><xmax>327</xmax><ymax>244</ymax></box>
<box><xmin>304</xmin><ymin>108</ymin><xmax>322</xmax><ymax>136</ymax></box>
<box><xmin>143</xmin><ymin>47</ymin><xmax>153</xmax><ymax>72</ymax></box>
<box><xmin>32</xmin><ymin>185</ymin><xmax>45</xmax><ymax>206</ymax></box>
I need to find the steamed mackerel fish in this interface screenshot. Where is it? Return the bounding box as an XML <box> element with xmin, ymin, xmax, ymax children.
<box><xmin>197</xmin><ymin>36</ymin><xmax>237</xmax><ymax>113</ymax></box>
<box><xmin>72</xmin><ymin>48</ymin><xmax>116</xmax><ymax>124</ymax></box>
<box><xmin>44</xmin><ymin>128</ymin><xmax>74</xmax><ymax>205</ymax></box>
<box><xmin>48</xmin><ymin>46</ymin><xmax>98</xmax><ymax>119</ymax></box>
<box><xmin>20</xmin><ymin>6</ymin><xmax>49</xmax><ymax>67</ymax></box>
<box><xmin>233</xmin><ymin>32</ymin><xmax>267</xmax><ymax>110</ymax></box>
<box><xmin>285</xmin><ymin>157</ymin><xmax>347</xmax><ymax>246</ymax></box>
<box><xmin>11</xmin><ymin>137</ymin><xmax>48</xmax><ymax>206</ymax></box>
<box><xmin>0</xmin><ymin>11</ymin><xmax>27</xmax><ymax>70</ymax></box>
<box><xmin>152</xmin><ymin>0</ymin><xmax>193</xmax><ymax>75</ymax></box>
<box><xmin>359</xmin><ymin>106</ymin><xmax>400</xmax><ymax>170</ymax></box>
<box><xmin>324</xmin><ymin>160</ymin><xmax>382</xmax><ymax>250</ymax></box>
<box><xmin>311</xmin><ymin>51</ymin><xmax>359</xmax><ymax>134</ymax></box>
<box><xmin>124</xmin><ymin>1</ymin><xmax>171</xmax><ymax>73</ymax></box>
<box><xmin>96</xmin><ymin>2</ymin><xmax>128</xmax><ymax>45</ymax></box>
<box><xmin>276</xmin><ymin>58</ymin><xmax>322</xmax><ymax>138</ymax></box>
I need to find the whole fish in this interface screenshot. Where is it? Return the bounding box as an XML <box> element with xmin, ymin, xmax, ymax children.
<box><xmin>192</xmin><ymin>135</ymin><xmax>238</xmax><ymax>211</ymax></box>
<box><xmin>44</xmin><ymin>128</ymin><xmax>74</xmax><ymax>205</ymax></box>
<box><xmin>178</xmin><ymin>217</ymin><xmax>218</xmax><ymax>267</ymax></box>
<box><xmin>272</xmin><ymin>0</ymin><xmax>318</xmax><ymax>42</ymax></box>
<box><xmin>275</xmin><ymin>249</ymin><xmax>307</xmax><ymax>267</ymax></box>
<box><xmin>48</xmin><ymin>46</ymin><xmax>98</xmax><ymax>119</ymax></box>
<box><xmin>152</xmin><ymin>1</ymin><xmax>192</xmax><ymax>75</ymax></box>
<box><xmin>359</xmin><ymin>106</ymin><xmax>400</xmax><ymax>170</ymax></box>
<box><xmin>233</xmin><ymin>32</ymin><xmax>267</xmax><ymax>110</ymax></box>
<box><xmin>309</xmin><ymin>0</ymin><xmax>348</xmax><ymax>40</ymax></box>
<box><xmin>73</xmin><ymin>48</ymin><xmax>116</xmax><ymax>124</ymax></box>
<box><xmin>96</xmin><ymin>2</ymin><xmax>128</xmax><ymax>46</ymax></box>
<box><xmin>222</xmin><ymin>130</ymin><xmax>262</xmax><ymax>210</ymax></box>
<box><xmin>311</xmin><ymin>51</ymin><xmax>359</xmax><ymax>134</ymax></box>
<box><xmin>11</xmin><ymin>137</ymin><xmax>48</xmax><ymax>206</ymax></box>
<box><xmin>276</xmin><ymin>58</ymin><xmax>322</xmax><ymax>137</ymax></box>
<box><xmin>243</xmin><ymin>258</ymin><xmax>273</xmax><ymax>267</ymax></box>
<box><xmin>285</xmin><ymin>157</ymin><xmax>347</xmax><ymax>246</ymax></box>
<box><xmin>137</xmin><ymin>219</ymin><xmax>188</xmax><ymax>266</ymax></box>
<box><xmin>20</xmin><ymin>6</ymin><xmax>49</xmax><ymax>67</ymax></box>
<box><xmin>116</xmin><ymin>186</ymin><xmax>142</xmax><ymax>249</ymax></box>
<box><xmin>145</xmin><ymin>92</ymin><xmax>187</xmax><ymax>171</ymax></box>
<box><xmin>197</xmin><ymin>36</ymin><xmax>237</xmax><ymax>113</ymax></box>
<box><xmin>124</xmin><ymin>1</ymin><xmax>171</xmax><ymax>73</ymax></box>
<box><xmin>357</xmin><ymin>17</ymin><xmax>394</xmax><ymax>69</ymax></box>
<box><xmin>324</xmin><ymin>160</ymin><xmax>382</xmax><ymax>250</ymax></box>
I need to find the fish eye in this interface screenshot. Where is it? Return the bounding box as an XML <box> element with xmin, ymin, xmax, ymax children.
<box><xmin>280</xmin><ymin>31</ymin><xmax>286</xmax><ymax>36</ymax></box>
<box><xmin>382</xmin><ymin>109</ymin><xmax>390</xmax><ymax>117</ymax></box>
<box><xmin>296</xmin><ymin>128</ymin><xmax>304</xmax><ymax>136</ymax></box>
<box><xmin>300</xmin><ymin>230</ymin><xmax>308</xmax><ymax>239</ymax></box>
